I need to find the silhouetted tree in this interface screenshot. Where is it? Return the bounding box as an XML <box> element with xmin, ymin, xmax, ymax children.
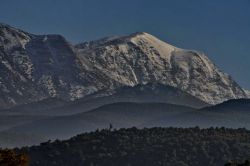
<box><xmin>0</xmin><ymin>149</ymin><xmax>29</xmax><ymax>166</ymax></box>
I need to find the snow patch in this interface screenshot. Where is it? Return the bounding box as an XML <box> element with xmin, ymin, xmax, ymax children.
<box><xmin>244</xmin><ymin>89</ymin><xmax>250</xmax><ymax>98</ymax></box>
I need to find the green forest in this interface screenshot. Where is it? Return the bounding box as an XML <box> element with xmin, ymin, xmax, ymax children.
<box><xmin>8</xmin><ymin>127</ymin><xmax>249</xmax><ymax>166</ymax></box>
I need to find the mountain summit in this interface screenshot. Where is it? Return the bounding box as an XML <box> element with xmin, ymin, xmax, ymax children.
<box><xmin>0</xmin><ymin>23</ymin><xmax>248</xmax><ymax>108</ymax></box>
<box><xmin>75</xmin><ymin>32</ymin><xmax>247</xmax><ymax>104</ymax></box>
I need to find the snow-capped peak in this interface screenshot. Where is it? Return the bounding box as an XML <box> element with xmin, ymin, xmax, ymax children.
<box><xmin>0</xmin><ymin>24</ymin><xmax>248</xmax><ymax>108</ymax></box>
<box><xmin>75</xmin><ymin>32</ymin><xmax>247</xmax><ymax>104</ymax></box>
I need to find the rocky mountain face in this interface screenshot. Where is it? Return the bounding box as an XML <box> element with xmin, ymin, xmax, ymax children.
<box><xmin>245</xmin><ymin>90</ymin><xmax>250</xmax><ymax>98</ymax></box>
<box><xmin>0</xmin><ymin>23</ymin><xmax>100</xmax><ymax>108</ymax></box>
<box><xmin>75</xmin><ymin>32</ymin><xmax>247</xmax><ymax>104</ymax></box>
<box><xmin>0</xmin><ymin>23</ymin><xmax>248</xmax><ymax>108</ymax></box>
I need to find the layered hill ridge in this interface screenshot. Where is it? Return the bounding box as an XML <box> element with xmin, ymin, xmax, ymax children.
<box><xmin>78</xmin><ymin>83</ymin><xmax>209</xmax><ymax>110</ymax></box>
<box><xmin>2</xmin><ymin>98</ymin><xmax>250</xmax><ymax>147</ymax></box>
<box><xmin>0</xmin><ymin>83</ymin><xmax>207</xmax><ymax>117</ymax></box>
<box><xmin>0</xmin><ymin>23</ymin><xmax>248</xmax><ymax>108</ymax></box>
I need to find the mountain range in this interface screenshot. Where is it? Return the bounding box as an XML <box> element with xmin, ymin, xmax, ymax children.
<box><xmin>0</xmin><ymin>23</ymin><xmax>249</xmax><ymax>109</ymax></box>
<box><xmin>0</xmin><ymin>23</ymin><xmax>250</xmax><ymax>148</ymax></box>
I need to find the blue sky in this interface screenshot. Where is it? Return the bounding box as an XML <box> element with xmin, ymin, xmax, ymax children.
<box><xmin>1</xmin><ymin>0</ymin><xmax>250</xmax><ymax>88</ymax></box>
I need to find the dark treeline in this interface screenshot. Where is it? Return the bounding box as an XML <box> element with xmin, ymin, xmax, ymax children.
<box><xmin>16</xmin><ymin>127</ymin><xmax>250</xmax><ymax>166</ymax></box>
<box><xmin>225</xmin><ymin>160</ymin><xmax>250</xmax><ymax>166</ymax></box>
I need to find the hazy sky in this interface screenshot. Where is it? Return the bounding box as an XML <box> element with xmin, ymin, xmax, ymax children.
<box><xmin>1</xmin><ymin>0</ymin><xmax>250</xmax><ymax>88</ymax></box>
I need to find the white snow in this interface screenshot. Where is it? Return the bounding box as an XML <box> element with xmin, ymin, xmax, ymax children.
<box><xmin>43</xmin><ymin>36</ymin><xmax>48</xmax><ymax>42</ymax></box>
<box><xmin>76</xmin><ymin>32</ymin><xmax>247</xmax><ymax>104</ymax></box>
<box><xmin>0</xmin><ymin>23</ymin><xmax>247</xmax><ymax>107</ymax></box>
<box><xmin>244</xmin><ymin>89</ymin><xmax>250</xmax><ymax>98</ymax></box>
<box><xmin>130</xmin><ymin>32</ymin><xmax>178</xmax><ymax>61</ymax></box>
